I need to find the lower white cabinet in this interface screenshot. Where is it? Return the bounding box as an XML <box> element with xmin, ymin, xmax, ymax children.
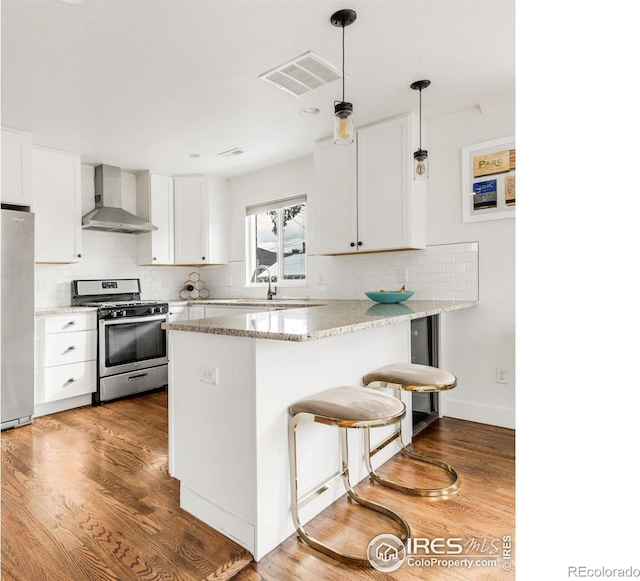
<box><xmin>167</xmin><ymin>305</ymin><xmax>189</xmax><ymax>322</ymax></box>
<box><xmin>35</xmin><ymin>312</ymin><xmax>97</xmax><ymax>414</ymax></box>
<box><xmin>186</xmin><ymin>305</ymin><xmax>276</xmax><ymax>320</ymax></box>
<box><xmin>204</xmin><ymin>306</ymin><xmax>269</xmax><ymax>318</ymax></box>
<box><xmin>187</xmin><ymin>306</ymin><xmax>206</xmax><ymax>320</ymax></box>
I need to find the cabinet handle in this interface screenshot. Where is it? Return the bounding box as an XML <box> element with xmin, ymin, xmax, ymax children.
<box><xmin>202</xmin><ymin>256</ymin><xmax>206</xmax><ymax>260</ymax></box>
<box><xmin>65</xmin><ymin>346</ymin><xmax>77</xmax><ymax>352</ymax></box>
<box><xmin>350</xmin><ymin>242</ymin><xmax>355</xmax><ymax>247</ymax></box>
<box><xmin>77</xmin><ymin>253</ymin><xmax>82</xmax><ymax>258</ymax></box>
<box><xmin>357</xmin><ymin>241</ymin><xmax>363</xmax><ymax>246</ymax></box>
<box><xmin>153</xmin><ymin>257</ymin><xmax>157</xmax><ymax>261</ymax></box>
<box><xmin>66</xmin><ymin>321</ymin><xmax>77</xmax><ymax>326</ymax></box>
<box><xmin>66</xmin><ymin>378</ymin><xmax>78</xmax><ymax>384</ymax></box>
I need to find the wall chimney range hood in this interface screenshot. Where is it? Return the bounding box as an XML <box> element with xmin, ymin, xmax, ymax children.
<box><xmin>82</xmin><ymin>164</ymin><xmax>157</xmax><ymax>233</ymax></box>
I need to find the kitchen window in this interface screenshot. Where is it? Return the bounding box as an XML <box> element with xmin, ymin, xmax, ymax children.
<box><xmin>246</xmin><ymin>196</ymin><xmax>306</xmax><ymax>285</ymax></box>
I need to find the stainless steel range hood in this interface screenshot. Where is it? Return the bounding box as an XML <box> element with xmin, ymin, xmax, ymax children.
<box><xmin>82</xmin><ymin>164</ymin><xmax>157</xmax><ymax>233</ymax></box>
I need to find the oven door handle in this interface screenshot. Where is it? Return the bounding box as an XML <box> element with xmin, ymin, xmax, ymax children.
<box><xmin>102</xmin><ymin>314</ymin><xmax>168</xmax><ymax>326</ymax></box>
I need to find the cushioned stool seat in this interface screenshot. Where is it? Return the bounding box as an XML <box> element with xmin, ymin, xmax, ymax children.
<box><xmin>363</xmin><ymin>363</ymin><xmax>460</xmax><ymax>497</ymax></box>
<box><xmin>363</xmin><ymin>363</ymin><xmax>457</xmax><ymax>392</ymax></box>
<box><xmin>288</xmin><ymin>386</ymin><xmax>410</xmax><ymax>566</ymax></box>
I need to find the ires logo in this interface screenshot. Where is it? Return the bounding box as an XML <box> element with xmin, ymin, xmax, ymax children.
<box><xmin>407</xmin><ymin>537</ymin><xmax>464</xmax><ymax>555</ymax></box>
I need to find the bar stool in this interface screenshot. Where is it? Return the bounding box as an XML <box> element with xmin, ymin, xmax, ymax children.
<box><xmin>362</xmin><ymin>363</ymin><xmax>459</xmax><ymax>497</ymax></box>
<box><xmin>288</xmin><ymin>386</ymin><xmax>411</xmax><ymax>566</ymax></box>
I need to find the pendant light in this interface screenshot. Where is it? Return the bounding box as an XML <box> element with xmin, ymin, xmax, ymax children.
<box><xmin>331</xmin><ymin>9</ymin><xmax>357</xmax><ymax>145</ymax></box>
<box><xmin>411</xmin><ymin>79</ymin><xmax>431</xmax><ymax>179</ymax></box>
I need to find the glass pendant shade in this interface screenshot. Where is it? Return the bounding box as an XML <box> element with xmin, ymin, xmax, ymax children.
<box><xmin>410</xmin><ymin>79</ymin><xmax>431</xmax><ymax>180</ymax></box>
<box><xmin>331</xmin><ymin>9</ymin><xmax>357</xmax><ymax>146</ymax></box>
<box><xmin>413</xmin><ymin>149</ymin><xmax>429</xmax><ymax>180</ymax></box>
<box><xmin>334</xmin><ymin>101</ymin><xmax>354</xmax><ymax>145</ymax></box>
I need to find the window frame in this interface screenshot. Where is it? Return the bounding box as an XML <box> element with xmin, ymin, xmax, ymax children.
<box><xmin>245</xmin><ymin>196</ymin><xmax>307</xmax><ymax>288</ymax></box>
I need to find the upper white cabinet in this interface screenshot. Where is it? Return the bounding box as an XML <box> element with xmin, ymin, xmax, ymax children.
<box><xmin>136</xmin><ymin>171</ymin><xmax>174</xmax><ymax>265</ymax></box>
<box><xmin>32</xmin><ymin>146</ymin><xmax>82</xmax><ymax>263</ymax></box>
<box><xmin>310</xmin><ymin>138</ymin><xmax>358</xmax><ymax>255</ymax></box>
<box><xmin>310</xmin><ymin>114</ymin><xmax>427</xmax><ymax>255</ymax></box>
<box><xmin>174</xmin><ymin>175</ymin><xmax>228</xmax><ymax>265</ymax></box>
<box><xmin>1</xmin><ymin>128</ymin><xmax>33</xmax><ymax>206</ymax></box>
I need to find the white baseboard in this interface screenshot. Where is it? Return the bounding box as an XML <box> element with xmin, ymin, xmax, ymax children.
<box><xmin>180</xmin><ymin>483</ymin><xmax>255</xmax><ymax>556</ymax></box>
<box><xmin>441</xmin><ymin>397</ymin><xmax>515</xmax><ymax>429</ymax></box>
<box><xmin>33</xmin><ymin>394</ymin><xmax>92</xmax><ymax>418</ymax></box>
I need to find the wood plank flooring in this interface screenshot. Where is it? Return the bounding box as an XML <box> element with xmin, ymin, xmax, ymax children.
<box><xmin>1</xmin><ymin>390</ymin><xmax>252</xmax><ymax>581</ymax></box>
<box><xmin>2</xmin><ymin>391</ymin><xmax>515</xmax><ymax>581</ymax></box>
<box><xmin>235</xmin><ymin>417</ymin><xmax>515</xmax><ymax>581</ymax></box>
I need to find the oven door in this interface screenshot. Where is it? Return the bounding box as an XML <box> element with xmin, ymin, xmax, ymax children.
<box><xmin>99</xmin><ymin>313</ymin><xmax>168</xmax><ymax>377</ymax></box>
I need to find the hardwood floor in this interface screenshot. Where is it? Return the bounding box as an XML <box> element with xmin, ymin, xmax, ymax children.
<box><xmin>234</xmin><ymin>418</ymin><xmax>515</xmax><ymax>581</ymax></box>
<box><xmin>1</xmin><ymin>390</ymin><xmax>252</xmax><ymax>581</ymax></box>
<box><xmin>2</xmin><ymin>391</ymin><xmax>515</xmax><ymax>581</ymax></box>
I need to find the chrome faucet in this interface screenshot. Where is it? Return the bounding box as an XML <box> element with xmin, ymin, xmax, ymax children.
<box><xmin>251</xmin><ymin>265</ymin><xmax>277</xmax><ymax>300</ymax></box>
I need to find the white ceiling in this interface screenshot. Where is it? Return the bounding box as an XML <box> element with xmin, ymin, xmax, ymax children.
<box><xmin>1</xmin><ymin>0</ymin><xmax>515</xmax><ymax>178</ymax></box>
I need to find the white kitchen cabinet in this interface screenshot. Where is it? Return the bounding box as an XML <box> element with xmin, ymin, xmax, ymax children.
<box><xmin>34</xmin><ymin>312</ymin><xmax>97</xmax><ymax>415</ymax></box>
<box><xmin>174</xmin><ymin>175</ymin><xmax>229</xmax><ymax>265</ymax></box>
<box><xmin>1</xmin><ymin>128</ymin><xmax>33</xmax><ymax>206</ymax></box>
<box><xmin>167</xmin><ymin>305</ymin><xmax>189</xmax><ymax>322</ymax></box>
<box><xmin>204</xmin><ymin>306</ymin><xmax>270</xmax><ymax>318</ymax></box>
<box><xmin>32</xmin><ymin>146</ymin><xmax>82</xmax><ymax>263</ymax></box>
<box><xmin>310</xmin><ymin>137</ymin><xmax>358</xmax><ymax>255</ymax></box>
<box><xmin>136</xmin><ymin>171</ymin><xmax>175</xmax><ymax>265</ymax></box>
<box><xmin>310</xmin><ymin>114</ymin><xmax>427</xmax><ymax>255</ymax></box>
<box><xmin>187</xmin><ymin>305</ymin><xmax>206</xmax><ymax>320</ymax></box>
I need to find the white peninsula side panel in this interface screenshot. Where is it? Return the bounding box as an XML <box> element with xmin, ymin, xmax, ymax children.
<box><xmin>167</xmin><ymin>320</ymin><xmax>411</xmax><ymax>561</ymax></box>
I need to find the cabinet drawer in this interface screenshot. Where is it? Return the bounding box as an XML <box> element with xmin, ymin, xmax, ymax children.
<box><xmin>40</xmin><ymin>360</ymin><xmax>97</xmax><ymax>403</ymax></box>
<box><xmin>43</xmin><ymin>313</ymin><xmax>96</xmax><ymax>334</ymax></box>
<box><xmin>43</xmin><ymin>330</ymin><xmax>97</xmax><ymax>367</ymax></box>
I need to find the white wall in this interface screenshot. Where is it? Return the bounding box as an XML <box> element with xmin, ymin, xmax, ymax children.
<box><xmin>428</xmin><ymin>100</ymin><xmax>515</xmax><ymax>428</ymax></box>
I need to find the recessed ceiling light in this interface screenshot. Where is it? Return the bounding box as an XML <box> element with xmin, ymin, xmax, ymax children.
<box><xmin>300</xmin><ymin>107</ymin><xmax>321</xmax><ymax>116</ymax></box>
<box><xmin>184</xmin><ymin>153</ymin><xmax>200</xmax><ymax>159</ymax></box>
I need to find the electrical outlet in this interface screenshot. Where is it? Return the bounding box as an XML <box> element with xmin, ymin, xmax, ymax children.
<box><xmin>398</xmin><ymin>268</ymin><xmax>408</xmax><ymax>283</ymax></box>
<box><xmin>200</xmin><ymin>367</ymin><xmax>218</xmax><ymax>385</ymax></box>
<box><xmin>496</xmin><ymin>367</ymin><xmax>508</xmax><ymax>384</ymax></box>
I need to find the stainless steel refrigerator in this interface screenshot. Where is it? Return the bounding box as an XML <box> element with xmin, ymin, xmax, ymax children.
<box><xmin>1</xmin><ymin>208</ymin><xmax>35</xmax><ymax>430</ymax></box>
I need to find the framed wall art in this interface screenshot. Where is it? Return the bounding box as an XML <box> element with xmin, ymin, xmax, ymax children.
<box><xmin>461</xmin><ymin>135</ymin><xmax>515</xmax><ymax>223</ymax></box>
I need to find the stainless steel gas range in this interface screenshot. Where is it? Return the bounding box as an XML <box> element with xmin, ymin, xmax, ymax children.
<box><xmin>71</xmin><ymin>279</ymin><xmax>169</xmax><ymax>404</ymax></box>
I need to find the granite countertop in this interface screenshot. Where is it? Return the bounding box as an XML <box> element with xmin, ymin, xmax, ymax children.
<box><xmin>162</xmin><ymin>299</ymin><xmax>478</xmax><ymax>342</ymax></box>
<box><xmin>35</xmin><ymin>306</ymin><xmax>99</xmax><ymax>315</ymax></box>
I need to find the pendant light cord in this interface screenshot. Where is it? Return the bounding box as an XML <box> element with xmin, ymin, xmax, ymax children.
<box><xmin>419</xmin><ymin>87</ymin><xmax>423</xmax><ymax>150</ymax></box>
<box><xmin>342</xmin><ymin>24</ymin><xmax>346</xmax><ymax>102</ymax></box>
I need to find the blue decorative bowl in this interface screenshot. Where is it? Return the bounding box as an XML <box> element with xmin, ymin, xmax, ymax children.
<box><xmin>365</xmin><ymin>291</ymin><xmax>415</xmax><ymax>304</ymax></box>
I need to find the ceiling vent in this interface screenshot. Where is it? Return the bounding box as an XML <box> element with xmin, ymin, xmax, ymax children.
<box><xmin>259</xmin><ymin>51</ymin><xmax>342</xmax><ymax>97</ymax></box>
<box><xmin>217</xmin><ymin>147</ymin><xmax>246</xmax><ymax>158</ymax></box>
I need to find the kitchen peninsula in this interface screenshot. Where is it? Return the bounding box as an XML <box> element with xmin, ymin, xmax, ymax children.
<box><xmin>163</xmin><ymin>299</ymin><xmax>476</xmax><ymax>561</ymax></box>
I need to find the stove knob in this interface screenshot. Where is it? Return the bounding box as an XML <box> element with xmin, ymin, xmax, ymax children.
<box><xmin>149</xmin><ymin>306</ymin><xmax>157</xmax><ymax>314</ymax></box>
<box><xmin>110</xmin><ymin>311</ymin><xmax>118</xmax><ymax>318</ymax></box>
